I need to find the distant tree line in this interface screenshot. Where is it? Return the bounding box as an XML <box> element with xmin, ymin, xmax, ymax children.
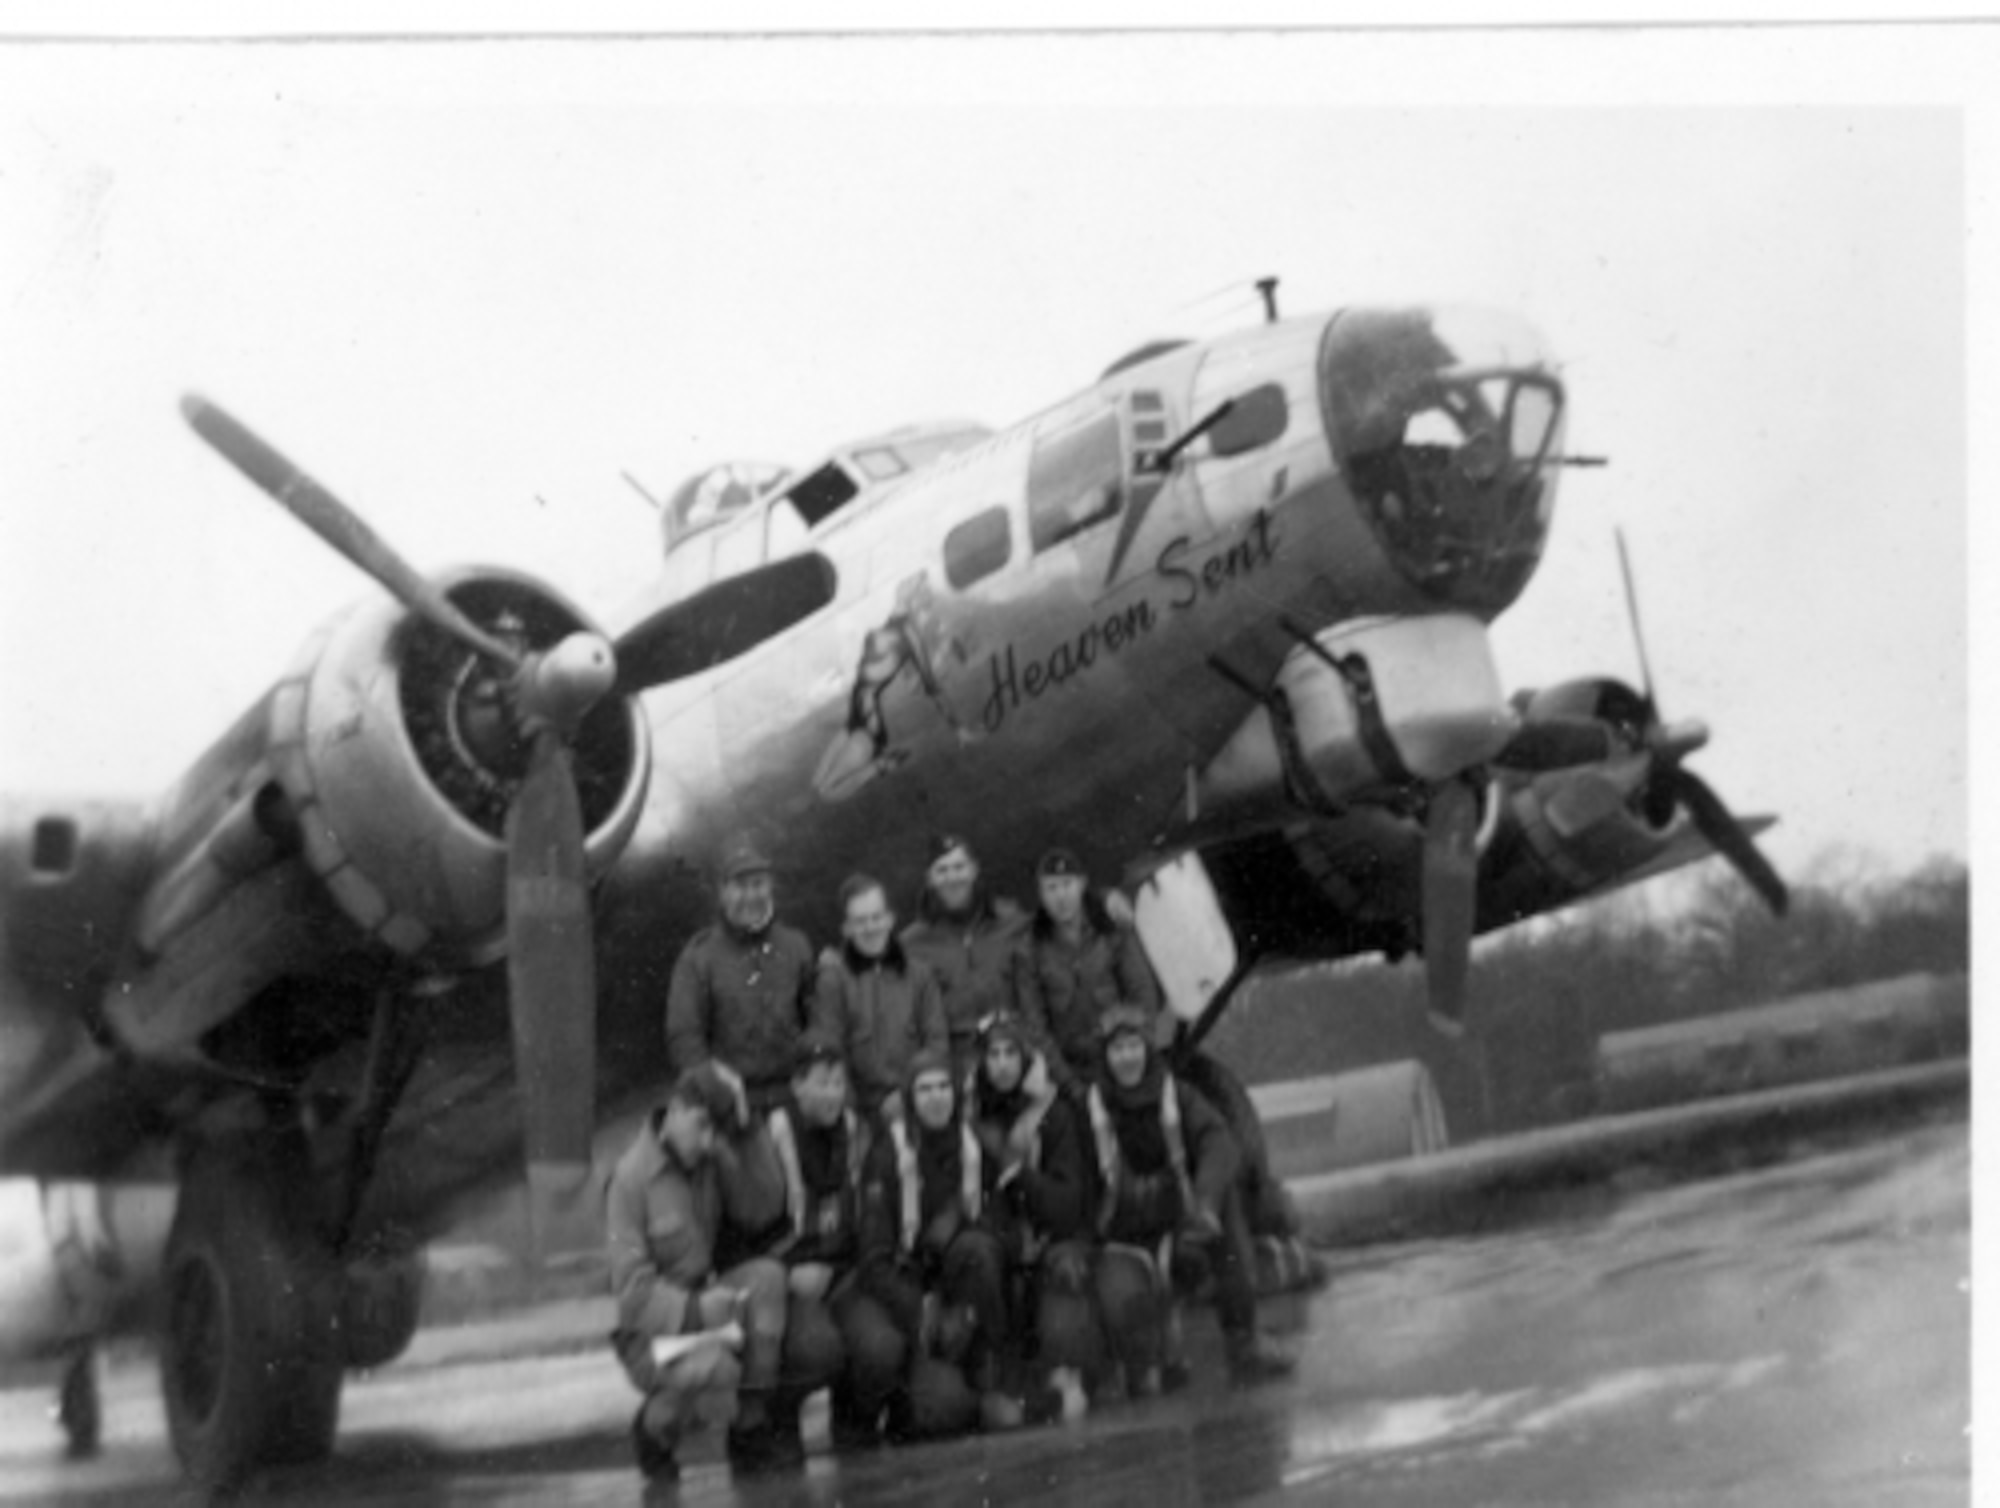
<box><xmin>1206</xmin><ymin>854</ymin><xmax>1969</xmax><ymax>1136</ymax></box>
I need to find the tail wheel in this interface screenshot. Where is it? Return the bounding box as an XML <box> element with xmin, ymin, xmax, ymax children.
<box><xmin>160</xmin><ymin>1140</ymin><xmax>343</xmax><ymax>1487</ymax></box>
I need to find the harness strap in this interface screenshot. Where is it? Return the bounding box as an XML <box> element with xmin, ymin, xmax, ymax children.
<box><xmin>889</xmin><ymin>1118</ymin><xmax>983</xmax><ymax>1254</ymax></box>
<box><xmin>767</xmin><ymin>1105</ymin><xmax>866</xmax><ymax>1244</ymax></box>
<box><xmin>1088</xmin><ymin>1077</ymin><xmax>1198</xmax><ymax>1237</ymax></box>
<box><xmin>767</xmin><ymin>1107</ymin><xmax>806</xmax><ymax>1239</ymax></box>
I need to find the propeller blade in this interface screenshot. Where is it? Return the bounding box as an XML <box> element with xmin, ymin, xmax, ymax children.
<box><xmin>1421</xmin><ymin>780</ymin><xmax>1481</xmax><ymax>1036</ymax></box>
<box><xmin>181</xmin><ymin>394</ymin><xmax>523</xmax><ymax>671</ymax></box>
<box><xmin>1493</xmin><ymin>715</ymin><xmax>1617</xmax><ymax>772</ymax></box>
<box><xmin>1613</xmin><ymin>527</ymin><xmax>1657</xmax><ymax>717</ymax></box>
<box><xmin>504</xmin><ymin>730</ymin><xmax>599</xmax><ymax>1260</ymax></box>
<box><xmin>613</xmin><ymin>553</ymin><xmax>836</xmax><ymax>695</ymax></box>
<box><xmin>1661</xmin><ymin>766</ymin><xmax>1791</xmax><ymax>917</ymax></box>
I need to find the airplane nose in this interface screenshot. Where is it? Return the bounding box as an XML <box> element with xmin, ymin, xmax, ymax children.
<box><xmin>1320</xmin><ymin>306</ymin><xmax>1567</xmax><ymax>616</ymax></box>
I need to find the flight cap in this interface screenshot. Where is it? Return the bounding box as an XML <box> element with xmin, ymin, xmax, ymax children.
<box><xmin>716</xmin><ymin>831</ymin><xmax>774</xmax><ymax>882</ymax></box>
<box><xmin>1036</xmin><ymin>846</ymin><xmax>1085</xmax><ymax>879</ymax></box>
<box><xmin>927</xmin><ymin>832</ymin><xmax>974</xmax><ymax>866</ymax></box>
<box><xmin>668</xmin><ymin>1064</ymin><xmax>738</xmax><ymax>1126</ymax></box>
<box><xmin>793</xmin><ymin>1028</ymin><xmax>846</xmax><ymax>1075</ymax></box>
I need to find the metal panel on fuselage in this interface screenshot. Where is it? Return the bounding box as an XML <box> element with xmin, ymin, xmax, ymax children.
<box><xmin>612</xmin><ymin>327</ymin><xmax>1385</xmax><ymax>945</ymax></box>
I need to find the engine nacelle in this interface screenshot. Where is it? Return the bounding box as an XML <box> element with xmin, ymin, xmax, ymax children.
<box><xmin>273</xmin><ymin>569</ymin><xmax>649</xmax><ymax>963</ymax></box>
<box><xmin>1197</xmin><ymin>613</ymin><xmax>1512</xmax><ymax>818</ymax></box>
<box><xmin>108</xmin><ymin>570</ymin><xmax>650</xmax><ymax>1056</ymax></box>
<box><xmin>0</xmin><ymin>1181</ymin><xmax>176</xmax><ymax>1359</ymax></box>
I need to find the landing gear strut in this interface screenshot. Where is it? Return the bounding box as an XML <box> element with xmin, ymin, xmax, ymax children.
<box><xmin>54</xmin><ymin>1339</ymin><xmax>100</xmax><ymax>1458</ymax></box>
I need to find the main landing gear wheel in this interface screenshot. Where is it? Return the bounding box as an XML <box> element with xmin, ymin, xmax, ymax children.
<box><xmin>159</xmin><ymin>1141</ymin><xmax>343</xmax><ymax>1489</ymax></box>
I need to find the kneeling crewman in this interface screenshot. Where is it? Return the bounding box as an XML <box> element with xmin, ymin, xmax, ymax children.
<box><xmin>607</xmin><ymin>1066</ymin><xmax>792</xmax><ymax>1486</ymax></box>
<box><xmin>765</xmin><ymin>1032</ymin><xmax>909</xmax><ymax>1454</ymax></box>
<box><xmin>1087</xmin><ymin>1007</ymin><xmax>1295</xmax><ymax>1397</ymax></box>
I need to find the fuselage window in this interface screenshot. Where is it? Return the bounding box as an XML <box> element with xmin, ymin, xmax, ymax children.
<box><xmin>1207</xmin><ymin>382</ymin><xmax>1289</xmax><ymax>458</ymax></box>
<box><xmin>944</xmin><ymin>506</ymin><xmax>1012</xmax><ymax>590</ymax></box>
<box><xmin>31</xmin><ymin>815</ymin><xmax>77</xmax><ymax>876</ymax></box>
<box><xmin>1130</xmin><ymin>390</ymin><xmax>1170</xmax><ymax>472</ymax></box>
<box><xmin>1028</xmin><ymin>408</ymin><xmax>1123</xmax><ymax>553</ymax></box>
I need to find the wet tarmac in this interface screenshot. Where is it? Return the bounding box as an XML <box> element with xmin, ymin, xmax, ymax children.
<box><xmin>0</xmin><ymin>1108</ymin><xmax>1968</xmax><ymax>1506</ymax></box>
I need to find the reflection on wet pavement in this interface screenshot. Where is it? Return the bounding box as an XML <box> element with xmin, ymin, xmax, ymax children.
<box><xmin>0</xmin><ymin>1112</ymin><xmax>1968</xmax><ymax>1506</ymax></box>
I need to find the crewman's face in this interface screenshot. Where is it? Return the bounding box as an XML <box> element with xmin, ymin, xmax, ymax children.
<box><xmin>926</xmin><ymin>847</ymin><xmax>979</xmax><ymax>913</ymax></box>
<box><xmin>793</xmin><ymin>1062</ymin><xmax>849</xmax><ymax>1128</ymax></box>
<box><xmin>842</xmin><ymin>885</ymin><xmax>896</xmax><ymax>959</ymax></box>
<box><xmin>720</xmin><ymin>870</ymin><xmax>775</xmax><ymax>931</ymax></box>
<box><xmin>1106</xmin><ymin>1032</ymin><xmax>1148</xmax><ymax>1089</ymax></box>
<box><xmin>660</xmin><ymin>1099</ymin><xmax>716</xmax><ymax>1165</ymax></box>
<box><xmin>1038</xmin><ymin>873</ymin><xmax>1086</xmax><ymax>926</ymax></box>
<box><xmin>911</xmin><ymin>1068</ymin><xmax>955</xmax><ymax>1131</ymax></box>
<box><xmin>983</xmin><ymin>1037</ymin><xmax>1024</xmax><ymax>1094</ymax></box>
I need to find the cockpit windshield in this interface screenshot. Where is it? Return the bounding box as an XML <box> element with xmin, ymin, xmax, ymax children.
<box><xmin>1321</xmin><ymin>307</ymin><xmax>1565</xmax><ymax>615</ymax></box>
<box><xmin>664</xmin><ymin>460</ymin><xmax>790</xmax><ymax>545</ymax></box>
<box><xmin>848</xmin><ymin>425</ymin><xmax>991</xmax><ymax>485</ymax></box>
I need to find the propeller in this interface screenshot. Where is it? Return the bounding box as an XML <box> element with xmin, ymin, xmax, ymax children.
<box><xmin>1615</xmin><ymin>529</ymin><xmax>1788</xmax><ymax>917</ymax></box>
<box><xmin>182</xmin><ymin>394</ymin><xmax>832</xmax><ymax>1256</ymax></box>
<box><xmin>1420</xmin><ymin>778</ymin><xmax>1480</xmax><ymax>1035</ymax></box>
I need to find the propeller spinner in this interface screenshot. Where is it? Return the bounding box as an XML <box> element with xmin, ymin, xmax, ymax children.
<box><xmin>182</xmin><ymin>394</ymin><xmax>834</xmax><ymax>1255</ymax></box>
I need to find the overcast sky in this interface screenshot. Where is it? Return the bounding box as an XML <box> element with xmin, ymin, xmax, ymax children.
<box><xmin>0</xmin><ymin>21</ymin><xmax>1986</xmax><ymax>890</ymax></box>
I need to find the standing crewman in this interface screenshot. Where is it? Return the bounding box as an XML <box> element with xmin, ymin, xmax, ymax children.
<box><xmin>606</xmin><ymin>1065</ymin><xmax>794</xmax><ymax>1485</ymax></box>
<box><xmin>1011</xmin><ymin>848</ymin><xmax>1162</xmax><ymax>1090</ymax></box>
<box><xmin>663</xmin><ymin>833</ymin><xmax>815</xmax><ymax>1278</ymax></box>
<box><xmin>813</xmin><ymin>873</ymin><xmax>949</xmax><ymax>1124</ymax></box>
<box><xmin>901</xmin><ymin>834</ymin><xmax>1031</xmax><ymax>1084</ymax></box>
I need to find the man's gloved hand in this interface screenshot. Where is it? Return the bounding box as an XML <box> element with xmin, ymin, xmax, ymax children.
<box><xmin>695</xmin><ymin>1283</ymin><xmax>746</xmax><ymax>1332</ymax></box>
<box><xmin>1180</xmin><ymin>1203</ymin><xmax>1223</xmax><ymax>1250</ymax></box>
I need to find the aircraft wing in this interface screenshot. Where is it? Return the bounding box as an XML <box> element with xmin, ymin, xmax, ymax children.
<box><xmin>1144</xmin><ymin>732</ymin><xmax>1785</xmax><ymax>1035</ymax></box>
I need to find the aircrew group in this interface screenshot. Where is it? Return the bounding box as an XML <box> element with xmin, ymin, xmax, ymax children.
<box><xmin>607</xmin><ymin>831</ymin><xmax>1295</xmax><ymax>1489</ymax></box>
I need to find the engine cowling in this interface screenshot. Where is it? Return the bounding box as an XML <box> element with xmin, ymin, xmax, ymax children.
<box><xmin>0</xmin><ymin>1181</ymin><xmax>176</xmax><ymax>1359</ymax></box>
<box><xmin>274</xmin><ymin>568</ymin><xmax>649</xmax><ymax>963</ymax></box>
<box><xmin>107</xmin><ymin>570</ymin><xmax>650</xmax><ymax>1057</ymax></box>
<box><xmin>1482</xmin><ymin>678</ymin><xmax>1687</xmax><ymax>917</ymax></box>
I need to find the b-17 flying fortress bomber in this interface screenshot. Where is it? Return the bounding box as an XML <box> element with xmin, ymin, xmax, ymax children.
<box><xmin>0</xmin><ymin>289</ymin><xmax>1784</xmax><ymax>1488</ymax></box>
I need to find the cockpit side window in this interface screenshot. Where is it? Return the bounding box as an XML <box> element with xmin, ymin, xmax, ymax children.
<box><xmin>1028</xmin><ymin>408</ymin><xmax>1123</xmax><ymax>553</ymax></box>
<box><xmin>851</xmin><ymin>446</ymin><xmax>907</xmax><ymax>482</ymax></box>
<box><xmin>784</xmin><ymin>462</ymin><xmax>861</xmax><ymax>528</ymax></box>
<box><xmin>1207</xmin><ymin>382</ymin><xmax>1289</xmax><ymax>457</ymax></box>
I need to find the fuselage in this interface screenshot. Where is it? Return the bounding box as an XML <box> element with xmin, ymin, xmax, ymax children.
<box><xmin>604</xmin><ymin>303</ymin><xmax>1566</xmax><ymax>946</ymax></box>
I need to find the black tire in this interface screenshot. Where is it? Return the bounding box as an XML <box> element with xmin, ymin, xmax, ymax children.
<box><xmin>159</xmin><ymin>1141</ymin><xmax>343</xmax><ymax>1488</ymax></box>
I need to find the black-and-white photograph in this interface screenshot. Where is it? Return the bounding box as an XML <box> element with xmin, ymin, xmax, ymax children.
<box><xmin>0</xmin><ymin>12</ymin><xmax>1981</xmax><ymax>1505</ymax></box>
